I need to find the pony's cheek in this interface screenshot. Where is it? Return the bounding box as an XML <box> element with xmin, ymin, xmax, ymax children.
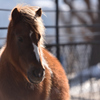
<box><xmin>19</xmin><ymin>58</ymin><xmax>29</xmax><ymax>71</ymax></box>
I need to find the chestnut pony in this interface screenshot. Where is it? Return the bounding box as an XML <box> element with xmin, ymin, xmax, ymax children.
<box><xmin>0</xmin><ymin>5</ymin><xmax>69</xmax><ymax>100</ymax></box>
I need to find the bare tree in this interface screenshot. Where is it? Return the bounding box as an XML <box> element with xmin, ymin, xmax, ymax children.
<box><xmin>63</xmin><ymin>0</ymin><xmax>100</xmax><ymax>67</ymax></box>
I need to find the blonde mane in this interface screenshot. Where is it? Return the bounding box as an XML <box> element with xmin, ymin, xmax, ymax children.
<box><xmin>10</xmin><ymin>5</ymin><xmax>45</xmax><ymax>47</ymax></box>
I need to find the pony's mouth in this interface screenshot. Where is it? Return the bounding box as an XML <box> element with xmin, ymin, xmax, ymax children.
<box><xmin>27</xmin><ymin>69</ymin><xmax>45</xmax><ymax>84</ymax></box>
<box><xmin>28</xmin><ymin>76</ymin><xmax>44</xmax><ymax>84</ymax></box>
<box><xmin>28</xmin><ymin>75</ymin><xmax>44</xmax><ymax>84</ymax></box>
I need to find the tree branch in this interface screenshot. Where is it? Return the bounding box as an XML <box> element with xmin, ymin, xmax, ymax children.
<box><xmin>84</xmin><ymin>0</ymin><xmax>95</xmax><ymax>23</ymax></box>
<box><xmin>63</xmin><ymin>0</ymin><xmax>95</xmax><ymax>32</ymax></box>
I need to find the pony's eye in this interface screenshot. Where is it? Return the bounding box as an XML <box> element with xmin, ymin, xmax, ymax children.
<box><xmin>18</xmin><ymin>37</ymin><xmax>23</xmax><ymax>42</ymax></box>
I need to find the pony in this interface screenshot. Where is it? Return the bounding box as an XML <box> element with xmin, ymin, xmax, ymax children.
<box><xmin>0</xmin><ymin>5</ymin><xmax>69</xmax><ymax>100</ymax></box>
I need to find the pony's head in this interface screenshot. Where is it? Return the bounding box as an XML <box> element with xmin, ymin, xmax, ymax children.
<box><xmin>6</xmin><ymin>5</ymin><xmax>46</xmax><ymax>84</ymax></box>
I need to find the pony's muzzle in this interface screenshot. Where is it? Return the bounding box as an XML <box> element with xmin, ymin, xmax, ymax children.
<box><xmin>32</xmin><ymin>68</ymin><xmax>45</xmax><ymax>78</ymax></box>
<box><xmin>27</xmin><ymin>67</ymin><xmax>45</xmax><ymax>84</ymax></box>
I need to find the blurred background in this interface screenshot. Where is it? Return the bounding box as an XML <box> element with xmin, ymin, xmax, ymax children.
<box><xmin>0</xmin><ymin>0</ymin><xmax>100</xmax><ymax>99</ymax></box>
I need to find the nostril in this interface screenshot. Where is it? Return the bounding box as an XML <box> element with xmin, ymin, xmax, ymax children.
<box><xmin>38</xmin><ymin>72</ymin><xmax>43</xmax><ymax>78</ymax></box>
<box><xmin>32</xmin><ymin>69</ymin><xmax>45</xmax><ymax>78</ymax></box>
<box><xmin>43</xmin><ymin>68</ymin><xmax>45</xmax><ymax>71</ymax></box>
<box><xmin>32</xmin><ymin>70</ymin><xmax>38</xmax><ymax>77</ymax></box>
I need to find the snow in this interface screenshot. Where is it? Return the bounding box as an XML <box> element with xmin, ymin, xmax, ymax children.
<box><xmin>76</xmin><ymin>63</ymin><xmax>100</xmax><ymax>78</ymax></box>
<box><xmin>70</xmin><ymin>63</ymin><xmax>100</xmax><ymax>99</ymax></box>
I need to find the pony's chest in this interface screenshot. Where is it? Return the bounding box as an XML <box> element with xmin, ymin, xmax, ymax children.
<box><xmin>0</xmin><ymin>83</ymin><xmax>42</xmax><ymax>100</ymax></box>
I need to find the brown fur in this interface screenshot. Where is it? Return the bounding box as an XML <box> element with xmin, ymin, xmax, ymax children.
<box><xmin>0</xmin><ymin>5</ymin><xmax>70</xmax><ymax>100</ymax></box>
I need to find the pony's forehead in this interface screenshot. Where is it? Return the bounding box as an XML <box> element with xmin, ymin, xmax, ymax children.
<box><xmin>9</xmin><ymin>5</ymin><xmax>45</xmax><ymax>47</ymax></box>
<box><xmin>14</xmin><ymin>22</ymin><xmax>39</xmax><ymax>40</ymax></box>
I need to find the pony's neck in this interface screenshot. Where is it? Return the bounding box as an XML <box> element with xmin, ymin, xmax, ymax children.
<box><xmin>0</xmin><ymin>45</ymin><xmax>6</xmax><ymax>59</ymax></box>
<box><xmin>0</xmin><ymin>46</ymin><xmax>28</xmax><ymax>85</ymax></box>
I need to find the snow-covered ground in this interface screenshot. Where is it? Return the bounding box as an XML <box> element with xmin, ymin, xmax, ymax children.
<box><xmin>69</xmin><ymin>63</ymin><xmax>100</xmax><ymax>99</ymax></box>
<box><xmin>71</xmin><ymin>78</ymin><xmax>100</xmax><ymax>99</ymax></box>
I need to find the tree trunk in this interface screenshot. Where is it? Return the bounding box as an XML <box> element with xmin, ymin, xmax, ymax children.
<box><xmin>89</xmin><ymin>0</ymin><xmax>100</xmax><ymax>67</ymax></box>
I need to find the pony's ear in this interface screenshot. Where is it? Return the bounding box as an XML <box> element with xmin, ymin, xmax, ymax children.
<box><xmin>37</xmin><ymin>33</ymin><xmax>41</xmax><ymax>42</ymax></box>
<box><xmin>12</xmin><ymin>8</ymin><xmax>21</xmax><ymax>23</ymax></box>
<box><xmin>35</xmin><ymin>33</ymin><xmax>41</xmax><ymax>44</ymax></box>
<box><xmin>36</xmin><ymin>8</ymin><xmax>42</xmax><ymax>17</ymax></box>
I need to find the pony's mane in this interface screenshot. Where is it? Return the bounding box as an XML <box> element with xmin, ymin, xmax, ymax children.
<box><xmin>10</xmin><ymin>5</ymin><xmax>45</xmax><ymax>47</ymax></box>
<box><xmin>0</xmin><ymin>45</ymin><xmax>6</xmax><ymax>58</ymax></box>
